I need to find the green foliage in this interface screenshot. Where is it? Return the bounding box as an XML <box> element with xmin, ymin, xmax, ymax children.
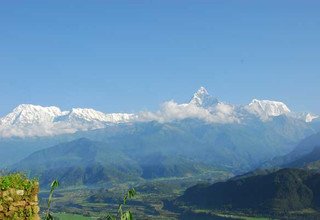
<box><xmin>175</xmin><ymin>168</ymin><xmax>320</xmax><ymax>217</ymax></box>
<box><xmin>102</xmin><ymin>188</ymin><xmax>136</xmax><ymax>220</ymax></box>
<box><xmin>45</xmin><ymin>180</ymin><xmax>60</xmax><ymax>220</ymax></box>
<box><xmin>0</xmin><ymin>172</ymin><xmax>37</xmax><ymax>192</ymax></box>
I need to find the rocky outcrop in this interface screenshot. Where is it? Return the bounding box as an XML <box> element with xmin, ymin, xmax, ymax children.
<box><xmin>0</xmin><ymin>174</ymin><xmax>40</xmax><ymax>220</ymax></box>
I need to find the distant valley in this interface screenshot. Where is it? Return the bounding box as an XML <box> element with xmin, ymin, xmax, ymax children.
<box><xmin>2</xmin><ymin>88</ymin><xmax>320</xmax><ymax>219</ymax></box>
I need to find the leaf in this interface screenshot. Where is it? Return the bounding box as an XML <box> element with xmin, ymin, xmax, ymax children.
<box><xmin>118</xmin><ymin>203</ymin><xmax>123</xmax><ymax>214</ymax></box>
<box><xmin>45</xmin><ymin>213</ymin><xmax>54</xmax><ymax>220</ymax></box>
<box><xmin>46</xmin><ymin>179</ymin><xmax>59</xmax><ymax>219</ymax></box>
<box><xmin>128</xmin><ymin>188</ymin><xmax>136</xmax><ymax>198</ymax></box>
<box><xmin>123</xmin><ymin>195</ymin><xmax>128</xmax><ymax>205</ymax></box>
<box><xmin>107</xmin><ymin>188</ymin><xmax>136</xmax><ymax>220</ymax></box>
<box><xmin>51</xmin><ymin>180</ymin><xmax>59</xmax><ymax>189</ymax></box>
<box><xmin>121</xmin><ymin>211</ymin><xmax>133</xmax><ymax>220</ymax></box>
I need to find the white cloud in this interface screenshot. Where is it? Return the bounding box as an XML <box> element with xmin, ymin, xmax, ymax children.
<box><xmin>0</xmin><ymin>99</ymin><xmax>241</xmax><ymax>138</ymax></box>
<box><xmin>138</xmin><ymin>100</ymin><xmax>240</xmax><ymax>124</ymax></box>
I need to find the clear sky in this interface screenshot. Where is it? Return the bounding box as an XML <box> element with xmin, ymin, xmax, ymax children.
<box><xmin>0</xmin><ymin>0</ymin><xmax>319</xmax><ymax>115</ymax></box>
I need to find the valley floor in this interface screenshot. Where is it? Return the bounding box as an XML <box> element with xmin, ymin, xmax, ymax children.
<box><xmin>39</xmin><ymin>170</ymin><xmax>230</xmax><ymax>219</ymax></box>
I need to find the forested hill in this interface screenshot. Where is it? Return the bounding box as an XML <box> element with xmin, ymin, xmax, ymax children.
<box><xmin>174</xmin><ymin>168</ymin><xmax>320</xmax><ymax>218</ymax></box>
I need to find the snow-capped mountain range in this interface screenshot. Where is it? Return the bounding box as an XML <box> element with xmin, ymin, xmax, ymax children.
<box><xmin>0</xmin><ymin>87</ymin><xmax>318</xmax><ymax>138</ymax></box>
<box><xmin>0</xmin><ymin>105</ymin><xmax>136</xmax><ymax>137</ymax></box>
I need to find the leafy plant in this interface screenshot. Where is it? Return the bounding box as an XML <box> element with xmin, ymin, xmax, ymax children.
<box><xmin>45</xmin><ymin>180</ymin><xmax>59</xmax><ymax>220</ymax></box>
<box><xmin>103</xmin><ymin>188</ymin><xmax>136</xmax><ymax>220</ymax></box>
<box><xmin>0</xmin><ymin>173</ymin><xmax>37</xmax><ymax>193</ymax></box>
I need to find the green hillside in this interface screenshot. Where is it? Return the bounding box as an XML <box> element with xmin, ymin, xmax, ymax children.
<box><xmin>174</xmin><ymin>168</ymin><xmax>320</xmax><ymax>218</ymax></box>
<box><xmin>13</xmin><ymin>138</ymin><xmax>217</xmax><ymax>187</ymax></box>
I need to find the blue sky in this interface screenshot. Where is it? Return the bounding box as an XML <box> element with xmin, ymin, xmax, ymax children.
<box><xmin>0</xmin><ymin>1</ymin><xmax>319</xmax><ymax>115</ymax></box>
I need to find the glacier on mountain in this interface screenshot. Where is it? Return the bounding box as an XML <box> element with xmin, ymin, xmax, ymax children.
<box><xmin>0</xmin><ymin>104</ymin><xmax>135</xmax><ymax>138</ymax></box>
<box><xmin>244</xmin><ymin>99</ymin><xmax>291</xmax><ymax>121</ymax></box>
<box><xmin>0</xmin><ymin>87</ymin><xmax>317</xmax><ymax>137</ymax></box>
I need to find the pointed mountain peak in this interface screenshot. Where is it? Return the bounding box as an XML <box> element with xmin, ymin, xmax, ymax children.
<box><xmin>195</xmin><ymin>86</ymin><xmax>209</xmax><ymax>95</ymax></box>
<box><xmin>190</xmin><ymin>87</ymin><xmax>218</xmax><ymax>108</ymax></box>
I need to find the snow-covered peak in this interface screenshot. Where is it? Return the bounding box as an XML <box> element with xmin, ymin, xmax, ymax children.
<box><xmin>13</xmin><ymin>104</ymin><xmax>62</xmax><ymax>115</ymax></box>
<box><xmin>293</xmin><ymin>112</ymin><xmax>319</xmax><ymax>123</ymax></box>
<box><xmin>66</xmin><ymin>108</ymin><xmax>112</xmax><ymax>122</ymax></box>
<box><xmin>196</xmin><ymin>86</ymin><xmax>209</xmax><ymax>95</ymax></box>
<box><xmin>0</xmin><ymin>104</ymin><xmax>63</xmax><ymax>126</ymax></box>
<box><xmin>189</xmin><ymin>87</ymin><xmax>218</xmax><ymax>108</ymax></box>
<box><xmin>56</xmin><ymin>108</ymin><xmax>136</xmax><ymax>123</ymax></box>
<box><xmin>0</xmin><ymin>104</ymin><xmax>137</xmax><ymax>137</ymax></box>
<box><xmin>305</xmin><ymin>113</ymin><xmax>319</xmax><ymax>123</ymax></box>
<box><xmin>245</xmin><ymin>99</ymin><xmax>291</xmax><ymax>121</ymax></box>
<box><xmin>0</xmin><ymin>89</ymin><xmax>317</xmax><ymax>138</ymax></box>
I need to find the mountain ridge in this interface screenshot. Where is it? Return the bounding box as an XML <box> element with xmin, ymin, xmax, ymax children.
<box><xmin>12</xmin><ymin>138</ymin><xmax>219</xmax><ymax>186</ymax></box>
<box><xmin>173</xmin><ymin>131</ymin><xmax>320</xmax><ymax>218</ymax></box>
<box><xmin>173</xmin><ymin>168</ymin><xmax>320</xmax><ymax>218</ymax></box>
<box><xmin>0</xmin><ymin>87</ymin><xmax>318</xmax><ymax>138</ymax></box>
